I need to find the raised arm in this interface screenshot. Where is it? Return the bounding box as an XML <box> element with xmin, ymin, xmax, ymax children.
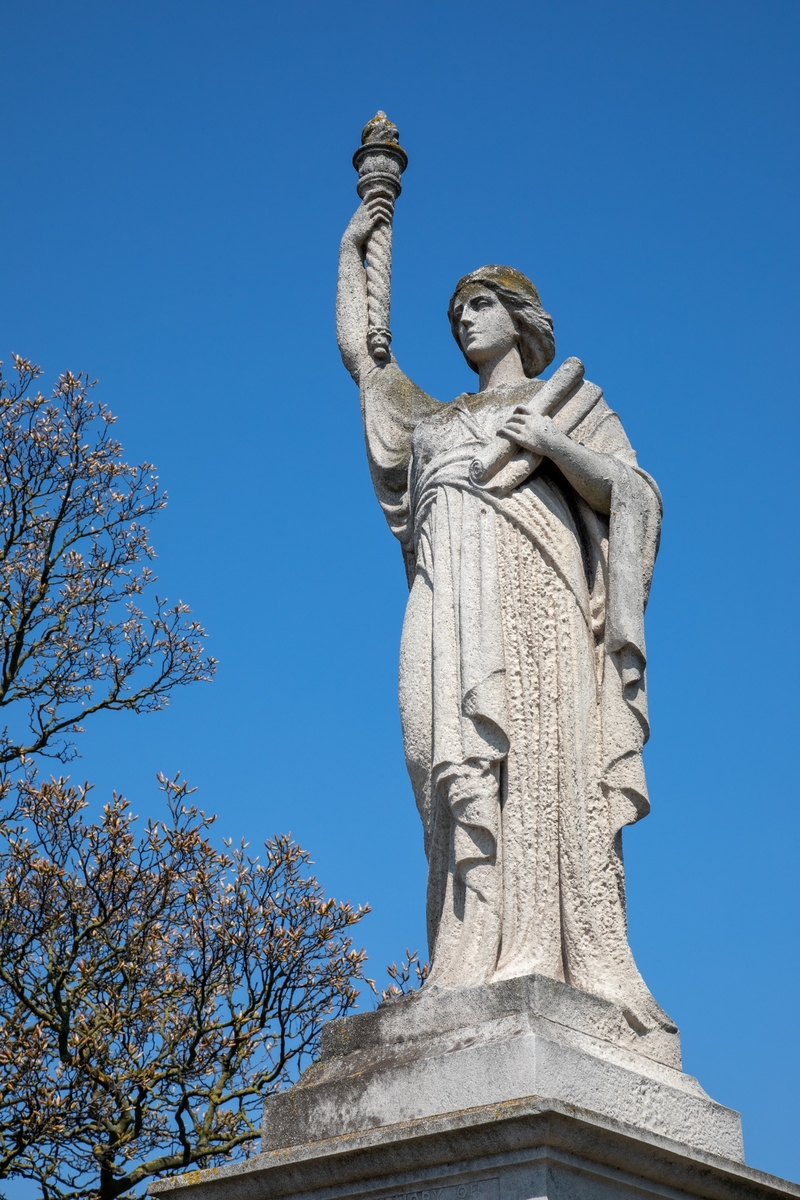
<box><xmin>336</xmin><ymin>200</ymin><xmax>393</xmax><ymax>384</ymax></box>
<box><xmin>338</xmin><ymin>120</ymin><xmax>442</xmax><ymax>580</ymax></box>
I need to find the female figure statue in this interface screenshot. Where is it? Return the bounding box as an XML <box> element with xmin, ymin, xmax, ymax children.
<box><xmin>337</xmin><ymin>200</ymin><xmax>675</xmax><ymax>1042</ymax></box>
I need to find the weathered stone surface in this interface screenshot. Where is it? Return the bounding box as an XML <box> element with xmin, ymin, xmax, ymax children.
<box><xmin>259</xmin><ymin>975</ymin><xmax>740</xmax><ymax>1162</ymax></box>
<box><xmin>148</xmin><ymin>112</ymin><xmax>799</xmax><ymax>1200</ymax></box>
<box><xmin>149</xmin><ymin>1099</ymin><xmax>800</xmax><ymax>1200</ymax></box>
<box><xmin>318</xmin><ymin>974</ymin><xmax>679</xmax><ymax>1068</ymax></box>
<box><xmin>338</xmin><ymin>130</ymin><xmax>675</xmax><ymax>1044</ymax></box>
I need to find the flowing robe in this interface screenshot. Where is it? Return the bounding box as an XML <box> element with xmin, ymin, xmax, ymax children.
<box><xmin>360</xmin><ymin>360</ymin><xmax>674</xmax><ymax>1040</ymax></box>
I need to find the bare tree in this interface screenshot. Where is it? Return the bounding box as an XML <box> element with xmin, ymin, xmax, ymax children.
<box><xmin>0</xmin><ymin>773</ymin><xmax>369</xmax><ymax>1199</ymax></box>
<box><xmin>380</xmin><ymin>948</ymin><xmax>429</xmax><ymax>1002</ymax></box>
<box><xmin>0</xmin><ymin>354</ymin><xmax>215</xmax><ymax>768</ymax></box>
<box><xmin>0</xmin><ymin>352</ymin><xmax>371</xmax><ymax>1198</ymax></box>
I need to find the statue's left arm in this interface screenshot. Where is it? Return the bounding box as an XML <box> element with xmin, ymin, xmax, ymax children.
<box><xmin>500</xmin><ymin>406</ymin><xmax>615</xmax><ymax>514</ymax></box>
<box><xmin>504</xmin><ymin>391</ymin><xmax>662</xmax><ymax>711</ymax></box>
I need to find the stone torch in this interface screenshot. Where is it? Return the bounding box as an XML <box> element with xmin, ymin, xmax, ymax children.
<box><xmin>352</xmin><ymin>111</ymin><xmax>408</xmax><ymax>363</ymax></box>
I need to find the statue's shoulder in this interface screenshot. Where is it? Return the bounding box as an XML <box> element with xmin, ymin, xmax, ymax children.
<box><xmin>360</xmin><ymin>358</ymin><xmax>442</xmax><ymax>427</ymax></box>
<box><xmin>575</xmin><ymin>392</ymin><xmax>652</xmax><ymax>478</ymax></box>
<box><xmin>359</xmin><ymin>358</ymin><xmax>443</xmax><ymax>473</ymax></box>
<box><xmin>575</xmin><ymin>391</ymin><xmax>626</xmax><ymax>445</ymax></box>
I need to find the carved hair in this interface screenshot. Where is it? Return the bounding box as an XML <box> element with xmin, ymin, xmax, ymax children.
<box><xmin>448</xmin><ymin>265</ymin><xmax>555</xmax><ymax>379</ymax></box>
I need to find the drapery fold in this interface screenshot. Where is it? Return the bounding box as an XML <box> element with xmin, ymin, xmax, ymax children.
<box><xmin>368</xmin><ymin>363</ymin><xmax>674</xmax><ymax>1047</ymax></box>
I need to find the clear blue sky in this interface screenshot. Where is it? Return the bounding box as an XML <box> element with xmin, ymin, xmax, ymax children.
<box><xmin>1</xmin><ymin>0</ymin><xmax>799</xmax><ymax>1185</ymax></box>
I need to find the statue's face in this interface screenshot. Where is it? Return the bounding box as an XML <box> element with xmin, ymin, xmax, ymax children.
<box><xmin>455</xmin><ymin>287</ymin><xmax>518</xmax><ymax>365</ymax></box>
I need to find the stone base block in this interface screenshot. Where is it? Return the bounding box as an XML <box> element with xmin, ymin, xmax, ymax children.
<box><xmin>262</xmin><ymin>975</ymin><xmax>742</xmax><ymax>1162</ymax></box>
<box><xmin>149</xmin><ymin>976</ymin><xmax>798</xmax><ymax>1200</ymax></box>
<box><xmin>149</xmin><ymin>1099</ymin><xmax>800</xmax><ymax>1200</ymax></box>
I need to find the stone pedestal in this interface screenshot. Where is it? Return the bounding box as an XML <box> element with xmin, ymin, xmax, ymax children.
<box><xmin>150</xmin><ymin>976</ymin><xmax>799</xmax><ymax>1200</ymax></box>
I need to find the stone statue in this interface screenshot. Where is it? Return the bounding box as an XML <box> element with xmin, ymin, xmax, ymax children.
<box><xmin>337</xmin><ymin>113</ymin><xmax>674</xmax><ymax>1043</ymax></box>
<box><xmin>150</xmin><ymin>112</ymin><xmax>800</xmax><ymax>1200</ymax></box>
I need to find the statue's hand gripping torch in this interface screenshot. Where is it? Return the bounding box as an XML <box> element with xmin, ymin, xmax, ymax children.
<box><xmin>352</xmin><ymin>112</ymin><xmax>408</xmax><ymax>364</ymax></box>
